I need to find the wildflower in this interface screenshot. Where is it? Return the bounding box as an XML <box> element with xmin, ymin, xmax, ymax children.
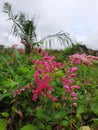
<box><xmin>72</xmin><ymin>92</ymin><xmax>78</xmax><ymax>97</ymax></box>
<box><xmin>68</xmin><ymin>67</ymin><xmax>78</xmax><ymax>72</ymax></box>
<box><xmin>29</xmin><ymin>56</ymin><xmax>33</xmax><ymax>60</ymax></box>
<box><xmin>32</xmin><ymin>93</ymin><xmax>38</xmax><ymax>101</ymax></box>
<box><xmin>24</xmin><ymin>86</ymin><xmax>30</xmax><ymax>89</ymax></box>
<box><xmin>73</xmin><ymin>97</ymin><xmax>78</xmax><ymax>100</ymax></box>
<box><xmin>64</xmin><ymin>85</ymin><xmax>71</xmax><ymax>93</ymax></box>
<box><xmin>70</xmin><ymin>73</ymin><xmax>76</xmax><ymax>78</ymax></box>
<box><xmin>52</xmin><ymin>97</ymin><xmax>57</xmax><ymax>102</ymax></box>
<box><xmin>72</xmin><ymin>102</ymin><xmax>77</xmax><ymax>106</ymax></box>
<box><xmin>15</xmin><ymin>90</ymin><xmax>20</xmax><ymax>94</ymax></box>
<box><xmin>69</xmin><ymin>53</ymin><xmax>98</xmax><ymax>66</ymax></box>
<box><xmin>40</xmin><ymin>50</ymin><xmax>46</xmax><ymax>56</ymax></box>
<box><xmin>71</xmin><ymin>85</ymin><xmax>80</xmax><ymax>89</ymax></box>
<box><xmin>35</xmin><ymin>48</ymin><xmax>39</xmax><ymax>52</ymax></box>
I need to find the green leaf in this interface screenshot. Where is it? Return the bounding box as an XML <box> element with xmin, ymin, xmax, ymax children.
<box><xmin>0</xmin><ymin>118</ymin><xmax>7</xmax><ymax>130</ymax></box>
<box><xmin>61</xmin><ymin>120</ymin><xmax>68</xmax><ymax>126</ymax></box>
<box><xmin>12</xmin><ymin>106</ymin><xmax>19</xmax><ymax>114</ymax></box>
<box><xmin>54</xmin><ymin>110</ymin><xmax>66</xmax><ymax>120</ymax></box>
<box><xmin>20</xmin><ymin>124</ymin><xmax>36</xmax><ymax>130</ymax></box>
<box><xmin>75</xmin><ymin>114</ymin><xmax>82</xmax><ymax>121</ymax></box>
<box><xmin>46</xmin><ymin>125</ymin><xmax>52</xmax><ymax>130</ymax></box>
<box><xmin>19</xmin><ymin>67</ymin><xmax>29</xmax><ymax>73</ymax></box>
<box><xmin>1</xmin><ymin>112</ymin><xmax>9</xmax><ymax>118</ymax></box>
<box><xmin>91</xmin><ymin>97</ymin><xmax>98</xmax><ymax>115</ymax></box>
<box><xmin>26</xmin><ymin>69</ymin><xmax>35</xmax><ymax>78</ymax></box>
<box><xmin>55</xmin><ymin>70</ymin><xmax>64</xmax><ymax>78</ymax></box>
<box><xmin>77</xmin><ymin>105</ymin><xmax>85</xmax><ymax>115</ymax></box>
<box><xmin>3</xmin><ymin>79</ymin><xmax>18</xmax><ymax>87</ymax></box>
<box><xmin>92</xmin><ymin>105</ymin><xmax>98</xmax><ymax>115</ymax></box>
<box><xmin>37</xmin><ymin>122</ymin><xmax>45</xmax><ymax>129</ymax></box>
<box><xmin>36</xmin><ymin>107</ymin><xmax>44</xmax><ymax>119</ymax></box>
<box><xmin>0</xmin><ymin>93</ymin><xmax>9</xmax><ymax>101</ymax></box>
<box><xmin>14</xmin><ymin>49</ymin><xmax>20</xmax><ymax>59</ymax></box>
<box><xmin>92</xmin><ymin>118</ymin><xmax>98</xmax><ymax>126</ymax></box>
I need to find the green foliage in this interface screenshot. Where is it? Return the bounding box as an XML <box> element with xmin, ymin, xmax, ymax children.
<box><xmin>0</xmin><ymin>119</ymin><xmax>7</xmax><ymax>130</ymax></box>
<box><xmin>0</xmin><ymin>47</ymin><xmax>98</xmax><ymax>129</ymax></box>
<box><xmin>20</xmin><ymin>124</ymin><xmax>36</xmax><ymax>130</ymax></box>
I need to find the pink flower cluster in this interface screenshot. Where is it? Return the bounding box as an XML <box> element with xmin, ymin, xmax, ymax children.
<box><xmin>14</xmin><ymin>49</ymin><xmax>81</xmax><ymax>106</ymax></box>
<box><xmin>14</xmin><ymin>86</ymin><xmax>30</xmax><ymax>95</ymax></box>
<box><xmin>62</xmin><ymin>67</ymin><xmax>80</xmax><ymax>106</ymax></box>
<box><xmin>69</xmin><ymin>53</ymin><xmax>98</xmax><ymax>66</ymax></box>
<box><xmin>30</xmin><ymin>50</ymin><xmax>62</xmax><ymax>102</ymax></box>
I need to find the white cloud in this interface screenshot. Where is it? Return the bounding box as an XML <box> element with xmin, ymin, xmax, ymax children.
<box><xmin>84</xmin><ymin>28</ymin><xmax>98</xmax><ymax>50</ymax></box>
<box><xmin>0</xmin><ymin>0</ymin><xmax>98</xmax><ymax>49</ymax></box>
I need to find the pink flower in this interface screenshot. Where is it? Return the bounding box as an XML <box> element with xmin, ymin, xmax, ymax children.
<box><xmin>72</xmin><ymin>92</ymin><xmax>78</xmax><ymax>97</ymax></box>
<box><xmin>73</xmin><ymin>97</ymin><xmax>78</xmax><ymax>100</ymax></box>
<box><xmin>69</xmin><ymin>53</ymin><xmax>98</xmax><ymax>66</ymax></box>
<box><xmin>20</xmin><ymin>88</ymin><xmax>25</xmax><ymax>92</ymax></box>
<box><xmin>15</xmin><ymin>90</ymin><xmax>20</xmax><ymax>94</ymax></box>
<box><xmin>64</xmin><ymin>85</ymin><xmax>70</xmax><ymax>89</ymax></box>
<box><xmin>70</xmin><ymin>74</ymin><xmax>76</xmax><ymax>78</ymax></box>
<box><xmin>46</xmin><ymin>93</ymin><xmax>52</xmax><ymax>98</ymax></box>
<box><xmin>32</xmin><ymin>93</ymin><xmax>38</xmax><ymax>101</ymax></box>
<box><xmin>68</xmin><ymin>67</ymin><xmax>78</xmax><ymax>72</ymax></box>
<box><xmin>24</xmin><ymin>86</ymin><xmax>30</xmax><ymax>89</ymax></box>
<box><xmin>34</xmin><ymin>66</ymin><xmax>39</xmax><ymax>70</ymax></box>
<box><xmin>52</xmin><ymin>97</ymin><xmax>57</xmax><ymax>102</ymax></box>
<box><xmin>29</xmin><ymin>56</ymin><xmax>33</xmax><ymax>60</ymax></box>
<box><xmin>31</xmin><ymin>50</ymin><xmax>80</xmax><ymax>105</ymax></box>
<box><xmin>62</xmin><ymin>77</ymin><xmax>70</xmax><ymax>85</ymax></box>
<box><xmin>64</xmin><ymin>85</ymin><xmax>71</xmax><ymax>93</ymax></box>
<box><xmin>35</xmin><ymin>48</ymin><xmax>39</xmax><ymax>52</ymax></box>
<box><xmin>71</xmin><ymin>85</ymin><xmax>80</xmax><ymax>89</ymax></box>
<box><xmin>40</xmin><ymin>50</ymin><xmax>46</xmax><ymax>56</ymax></box>
<box><xmin>34</xmin><ymin>72</ymin><xmax>39</xmax><ymax>79</ymax></box>
<box><xmin>72</xmin><ymin>102</ymin><xmax>77</xmax><ymax>106</ymax></box>
<box><xmin>32</xmin><ymin>60</ymin><xmax>39</xmax><ymax>64</ymax></box>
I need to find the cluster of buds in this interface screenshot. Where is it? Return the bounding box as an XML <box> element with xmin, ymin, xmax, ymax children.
<box><xmin>14</xmin><ymin>86</ymin><xmax>30</xmax><ymax>96</ymax></box>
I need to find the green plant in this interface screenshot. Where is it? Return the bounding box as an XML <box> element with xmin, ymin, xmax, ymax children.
<box><xmin>0</xmin><ymin>47</ymin><xmax>98</xmax><ymax>129</ymax></box>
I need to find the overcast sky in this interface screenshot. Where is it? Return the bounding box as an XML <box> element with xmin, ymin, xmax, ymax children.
<box><xmin>0</xmin><ymin>0</ymin><xmax>98</xmax><ymax>49</ymax></box>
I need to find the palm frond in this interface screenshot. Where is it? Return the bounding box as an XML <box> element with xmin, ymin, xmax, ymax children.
<box><xmin>3</xmin><ymin>2</ymin><xmax>74</xmax><ymax>50</ymax></box>
<box><xmin>3</xmin><ymin>3</ymin><xmax>25</xmax><ymax>37</ymax></box>
<box><xmin>18</xmin><ymin>13</ymin><xmax>26</xmax><ymax>25</ymax></box>
<box><xmin>3</xmin><ymin>2</ymin><xmax>12</xmax><ymax>15</ymax></box>
<box><xmin>36</xmin><ymin>31</ymin><xmax>74</xmax><ymax>49</ymax></box>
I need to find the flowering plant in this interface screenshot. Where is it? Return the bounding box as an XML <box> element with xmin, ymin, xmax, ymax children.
<box><xmin>69</xmin><ymin>53</ymin><xmax>98</xmax><ymax>66</ymax></box>
<box><xmin>1</xmin><ymin>48</ymin><xmax>98</xmax><ymax>130</ymax></box>
<box><xmin>12</xmin><ymin>49</ymin><xmax>81</xmax><ymax>129</ymax></box>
